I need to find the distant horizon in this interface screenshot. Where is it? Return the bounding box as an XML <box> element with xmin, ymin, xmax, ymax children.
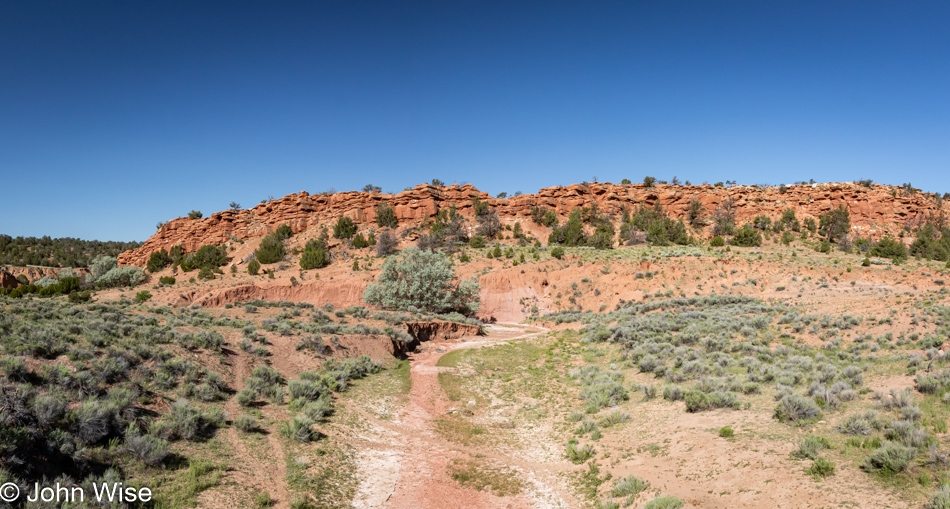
<box><xmin>3</xmin><ymin>1</ymin><xmax>948</xmax><ymax>240</ymax></box>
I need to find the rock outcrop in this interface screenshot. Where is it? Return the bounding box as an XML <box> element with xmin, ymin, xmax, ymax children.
<box><xmin>119</xmin><ymin>182</ymin><xmax>946</xmax><ymax>267</ymax></box>
<box><xmin>0</xmin><ymin>270</ymin><xmax>20</xmax><ymax>289</ymax></box>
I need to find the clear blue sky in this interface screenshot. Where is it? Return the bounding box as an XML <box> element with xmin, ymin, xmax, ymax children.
<box><xmin>2</xmin><ymin>1</ymin><xmax>949</xmax><ymax>241</ymax></box>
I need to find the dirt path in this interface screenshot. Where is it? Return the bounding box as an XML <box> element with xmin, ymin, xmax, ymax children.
<box><xmin>347</xmin><ymin>323</ymin><xmax>573</xmax><ymax>509</ymax></box>
<box><xmin>219</xmin><ymin>346</ymin><xmax>293</xmax><ymax>509</ymax></box>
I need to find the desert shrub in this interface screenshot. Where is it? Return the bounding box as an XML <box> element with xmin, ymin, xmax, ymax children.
<box><xmin>731</xmin><ymin>226</ymin><xmax>762</xmax><ymax>247</ymax></box>
<box><xmin>73</xmin><ymin>400</ymin><xmax>113</xmax><ymax>444</ymax></box>
<box><xmin>551</xmin><ymin>246</ymin><xmax>565</xmax><ymax>259</ymax></box>
<box><xmin>375</xmin><ymin>202</ymin><xmax>398</xmax><ymax>228</ymax></box>
<box><xmin>32</xmin><ymin>394</ymin><xmax>66</xmax><ymax>427</ymax></box>
<box><xmin>274</xmin><ymin>223</ymin><xmax>293</xmax><ymax>240</ymax></box>
<box><xmin>376</xmin><ymin>230</ymin><xmax>399</xmax><ymax>256</ymax></box>
<box><xmin>255</xmin><ymin>233</ymin><xmax>286</xmax><ymax>264</ymax></box>
<box><xmin>363</xmin><ymin>247</ymin><xmax>480</xmax><ymax>314</ymax></box>
<box><xmin>188</xmin><ymin>210</ymin><xmax>203</xmax><ymax>219</ymax></box>
<box><xmin>159</xmin><ymin>276</ymin><xmax>176</xmax><ymax>285</ymax></box>
<box><xmin>663</xmin><ymin>385</ymin><xmax>684</xmax><ymax>401</ymax></box>
<box><xmin>687</xmin><ymin>199</ymin><xmax>705</xmax><ymax>226</ymax></box>
<box><xmin>837</xmin><ymin>414</ymin><xmax>871</xmax><ymax>435</ymax></box>
<box><xmin>620</xmin><ymin>203</ymin><xmax>689</xmax><ymax>246</ymax></box>
<box><xmin>684</xmin><ymin>390</ymin><xmax>739</xmax><ymax>412</ymax></box>
<box><xmin>236</xmin><ymin>388</ymin><xmax>257</xmax><ymax>407</ymax></box>
<box><xmin>709</xmin><ymin>236</ymin><xmax>725</xmax><ymax>247</ymax></box>
<box><xmin>185</xmin><ymin>245</ymin><xmax>229</xmax><ymax>270</ymax></box>
<box><xmin>712</xmin><ymin>199</ymin><xmax>736</xmax><ymax>236</ymax></box>
<box><xmin>869</xmin><ymin>237</ymin><xmax>908</xmax><ymax>261</ymax></box>
<box><xmin>197</xmin><ymin>266</ymin><xmax>215</xmax><ymax>281</ymax></box>
<box><xmin>234</xmin><ymin>414</ymin><xmax>258</xmax><ymax>432</ymax></box>
<box><xmin>819</xmin><ymin>205</ymin><xmax>851</xmax><ymax>242</ymax></box>
<box><xmin>774</xmin><ymin>395</ymin><xmax>821</xmax><ymax>423</ymax></box>
<box><xmin>806</xmin><ymin>457</ymin><xmax>836</xmax><ymax>479</ymax></box>
<box><xmin>282</xmin><ymin>415</ymin><xmax>316</xmax><ymax>442</ymax></box>
<box><xmin>644</xmin><ymin>496</ymin><xmax>683</xmax><ymax>509</ymax></box>
<box><xmin>125</xmin><ymin>434</ymin><xmax>170</xmax><ymax>466</ymax></box>
<box><xmin>926</xmin><ymin>485</ymin><xmax>950</xmax><ymax>509</ymax></box>
<box><xmin>247</xmin><ymin>259</ymin><xmax>261</xmax><ymax>275</ymax></box>
<box><xmin>146</xmin><ymin>249</ymin><xmax>173</xmax><ymax>273</ymax></box>
<box><xmin>96</xmin><ymin>266</ymin><xmax>148</xmax><ymax>288</ymax></box>
<box><xmin>863</xmin><ymin>442</ymin><xmax>917</xmax><ymax>473</ymax></box>
<box><xmin>88</xmin><ymin>255</ymin><xmax>118</xmax><ymax>280</ymax></box>
<box><xmin>611</xmin><ymin>475</ymin><xmax>648</xmax><ymax>497</ymax></box>
<box><xmin>565</xmin><ymin>439</ymin><xmax>595</xmax><ymax>463</ymax></box>
<box><xmin>469</xmin><ymin>236</ymin><xmax>486</xmax><ymax>248</ymax></box>
<box><xmin>135</xmin><ymin>291</ymin><xmax>152</xmax><ymax>303</ymax></box>
<box><xmin>599</xmin><ymin>408</ymin><xmax>630</xmax><ymax>427</ymax></box>
<box><xmin>300</xmin><ymin>238</ymin><xmax>331</xmax><ymax>270</ymax></box>
<box><xmin>165</xmin><ymin>399</ymin><xmax>222</xmax><ymax>441</ymax></box>
<box><xmin>792</xmin><ymin>435</ymin><xmax>831</xmax><ymax>460</ymax></box>
<box><xmin>333</xmin><ymin>217</ymin><xmax>357</xmax><ymax>239</ymax></box>
<box><xmin>529</xmin><ymin>206</ymin><xmax>557</xmax><ymax>227</ymax></box>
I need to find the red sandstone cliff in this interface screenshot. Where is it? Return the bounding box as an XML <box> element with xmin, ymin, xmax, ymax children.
<box><xmin>119</xmin><ymin>182</ymin><xmax>946</xmax><ymax>267</ymax></box>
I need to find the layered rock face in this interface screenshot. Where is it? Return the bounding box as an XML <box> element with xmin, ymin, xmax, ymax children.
<box><xmin>119</xmin><ymin>182</ymin><xmax>945</xmax><ymax>266</ymax></box>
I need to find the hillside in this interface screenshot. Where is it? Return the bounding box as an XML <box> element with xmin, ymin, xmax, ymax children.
<box><xmin>118</xmin><ymin>181</ymin><xmax>946</xmax><ymax>268</ymax></box>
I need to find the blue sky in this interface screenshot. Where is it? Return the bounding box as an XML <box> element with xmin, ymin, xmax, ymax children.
<box><xmin>2</xmin><ymin>1</ymin><xmax>949</xmax><ymax>241</ymax></box>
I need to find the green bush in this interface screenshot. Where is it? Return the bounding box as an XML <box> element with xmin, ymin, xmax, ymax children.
<box><xmin>234</xmin><ymin>414</ymin><xmax>258</xmax><ymax>433</ymax></box>
<box><xmin>276</xmin><ymin>223</ymin><xmax>293</xmax><ymax>239</ymax></box>
<box><xmin>247</xmin><ymin>260</ymin><xmax>261</xmax><ymax>275</ymax></box>
<box><xmin>255</xmin><ymin>233</ymin><xmax>286</xmax><ymax>264</ymax></box>
<box><xmin>731</xmin><ymin>226</ymin><xmax>762</xmax><ymax>247</ymax></box>
<box><xmin>869</xmin><ymin>237</ymin><xmax>908</xmax><ymax>261</ymax></box>
<box><xmin>611</xmin><ymin>475</ymin><xmax>648</xmax><ymax>497</ymax></box>
<box><xmin>362</xmin><ymin>247</ymin><xmax>480</xmax><ymax>314</ymax></box>
<box><xmin>926</xmin><ymin>485</ymin><xmax>950</xmax><ymax>509</ymax></box>
<box><xmin>188</xmin><ymin>210</ymin><xmax>203</xmax><ymax>219</ymax></box>
<box><xmin>159</xmin><ymin>276</ymin><xmax>176</xmax><ymax>285</ymax></box>
<box><xmin>792</xmin><ymin>435</ymin><xmax>831</xmax><ymax>459</ymax></box>
<box><xmin>863</xmin><ymin>442</ymin><xmax>917</xmax><ymax>473</ymax></box>
<box><xmin>333</xmin><ymin>216</ymin><xmax>357</xmax><ymax>239</ymax></box>
<box><xmin>376</xmin><ymin>202</ymin><xmax>398</xmax><ymax>228</ymax></box>
<box><xmin>300</xmin><ymin>238</ymin><xmax>330</xmax><ymax>270</ymax></box>
<box><xmin>198</xmin><ymin>267</ymin><xmax>215</xmax><ymax>281</ymax></box>
<box><xmin>469</xmin><ymin>236</ymin><xmax>486</xmax><ymax>248</ymax></box>
<box><xmin>644</xmin><ymin>496</ymin><xmax>683</xmax><ymax>509</ymax></box>
<box><xmin>710</xmin><ymin>236</ymin><xmax>725</xmax><ymax>247</ymax></box>
<box><xmin>565</xmin><ymin>438</ymin><xmax>595</xmax><ymax>463</ymax></box>
<box><xmin>68</xmin><ymin>290</ymin><xmax>92</xmax><ymax>303</ymax></box>
<box><xmin>774</xmin><ymin>395</ymin><xmax>821</xmax><ymax>423</ymax></box>
<box><xmin>96</xmin><ymin>266</ymin><xmax>148</xmax><ymax>288</ymax></box>
<box><xmin>135</xmin><ymin>291</ymin><xmax>152</xmax><ymax>303</ymax></box>
<box><xmin>352</xmin><ymin>233</ymin><xmax>369</xmax><ymax>249</ymax></box>
<box><xmin>551</xmin><ymin>247</ymin><xmax>565</xmax><ymax>259</ymax></box>
<box><xmin>819</xmin><ymin>205</ymin><xmax>850</xmax><ymax>242</ymax></box>
<box><xmin>548</xmin><ymin>209</ymin><xmax>588</xmax><ymax>246</ymax></box>
<box><xmin>806</xmin><ymin>457</ymin><xmax>835</xmax><ymax>479</ymax></box>
<box><xmin>147</xmin><ymin>249</ymin><xmax>173</xmax><ymax>273</ymax></box>
<box><xmin>718</xmin><ymin>427</ymin><xmax>734</xmax><ymax>438</ymax></box>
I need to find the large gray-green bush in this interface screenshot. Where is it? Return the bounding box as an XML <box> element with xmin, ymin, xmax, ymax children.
<box><xmin>85</xmin><ymin>255</ymin><xmax>147</xmax><ymax>288</ymax></box>
<box><xmin>362</xmin><ymin>247</ymin><xmax>480</xmax><ymax>314</ymax></box>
